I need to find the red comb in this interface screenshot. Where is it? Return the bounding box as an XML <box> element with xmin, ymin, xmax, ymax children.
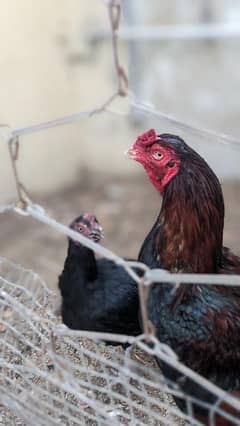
<box><xmin>83</xmin><ymin>213</ymin><xmax>97</xmax><ymax>222</ymax></box>
<box><xmin>136</xmin><ymin>129</ymin><xmax>158</xmax><ymax>145</ymax></box>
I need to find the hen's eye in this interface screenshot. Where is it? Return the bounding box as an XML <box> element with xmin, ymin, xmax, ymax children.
<box><xmin>78</xmin><ymin>226</ymin><xmax>84</xmax><ymax>232</ymax></box>
<box><xmin>152</xmin><ymin>151</ymin><xmax>163</xmax><ymax>160</ymax></box>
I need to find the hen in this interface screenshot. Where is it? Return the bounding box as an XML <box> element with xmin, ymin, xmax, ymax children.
<box><xmin>127</xmin><ymin>130</ymin><xmax>240</xmax><ymax>425</ymax></box>
<box><xmin>58</xmin><ymin>213</ymin><xmax>141</xmax><ymax>345</ymax></box>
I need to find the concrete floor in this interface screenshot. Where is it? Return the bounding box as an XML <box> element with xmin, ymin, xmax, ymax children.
<box><xmin>0</xmin><ymin>172</ymin><xmax>239</xmax><ymax>293</ymax></box>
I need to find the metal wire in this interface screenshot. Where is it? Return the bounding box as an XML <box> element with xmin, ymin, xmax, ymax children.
<box><xmin>1</xmin><ymin>1</ymin><xmax>240</xmax><ymax>424</ymax></box>
<box><xmin>0</xmin><ymin>257</ymin><xmax>240</xmax><ymax>425</ymax></box>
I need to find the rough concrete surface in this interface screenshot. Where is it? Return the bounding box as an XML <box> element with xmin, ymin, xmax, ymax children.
<box><xmin>1</xmin><ymin>173</ymin><xmax>239</xmax><ymax>293</ymax></box>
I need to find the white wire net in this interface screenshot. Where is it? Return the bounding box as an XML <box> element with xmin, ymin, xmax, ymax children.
<box><xmin>0</xmin><ymin>257</ymin><xmax>192</xmax><ymax>426</ymax></box>
<box><xmin>1</xmin><ymin>1</ymin><xmax>240</xmax><ymax>425</ymax></box>
<box><xmin>0</xmin><ymin>253</ymin><xmax>240</xmax><ymax>426</ymax></box>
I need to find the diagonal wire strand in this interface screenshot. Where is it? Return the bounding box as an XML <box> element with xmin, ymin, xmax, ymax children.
<box><xmin>1</xmin><ymin>1</ymin><xmax>240</xmax><ymax>423</ymax></box>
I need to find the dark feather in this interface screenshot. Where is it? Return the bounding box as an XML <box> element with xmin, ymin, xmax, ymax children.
<box><xmin>137</xmin><ymin>133</ymin><xmax>240</xmax><ymax>423</ymax></box>
<box><xmin>58</xmin><ymin>237</ymin><xmax>142</xmax><ymax>347</ymax></box>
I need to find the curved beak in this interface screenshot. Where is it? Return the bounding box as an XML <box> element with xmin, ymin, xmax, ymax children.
<box><xmin>124</xmin><ymin>147</ymin><xmax>138</xmax><ymax>160</ymax></box>
<box><xmin>89</xmin><ymin>226</ymin><xmax>104</xmax><ymax>242</ymax></box>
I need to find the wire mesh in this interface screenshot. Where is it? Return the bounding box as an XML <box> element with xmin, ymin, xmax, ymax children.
<box><xmin>0</xmin><ymin>256</ymin><xmax>240</xmax><ymax>425</ymax></box>
<box><xmin>0</xmin><ymin>257</ymin><xmax>194</xmax><ymax>426</ymax></box>
<box><xmin>0</xmin><ymin>1</ymin><xmax>240</xmax><ymax>425</ymax></box>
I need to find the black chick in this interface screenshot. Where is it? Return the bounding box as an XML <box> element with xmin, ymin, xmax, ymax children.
<box><xmin>58</xmin><ymin>213</ymin><xmax>141</xmax><ymax>345</ymax></box>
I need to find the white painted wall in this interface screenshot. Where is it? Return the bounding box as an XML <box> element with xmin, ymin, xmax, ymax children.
<box><xmin>0</xmin><ymin>0</ymin><xmax>239</xmax><ymax>204</ymax></box>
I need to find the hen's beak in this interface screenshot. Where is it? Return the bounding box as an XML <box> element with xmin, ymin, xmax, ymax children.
<box><xmin>99</xmin><ymin>227</ymin><xmax>104</xmax><ymax>239</ymax></box>
<box><xmin>89</xmin><ymin>227</ymin><xmax>104</xmax><ymax>242</ymax></box>
<box><xmin>125</xmin><ymin>147</ymin><xmax>138</xmax><ymax>160</ymax></box>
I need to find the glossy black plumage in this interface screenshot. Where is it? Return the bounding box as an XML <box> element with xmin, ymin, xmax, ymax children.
<box><xmin>58</xmin><ymin>214</ymin><xmax>141</xmax><ymax>346</ymax></box>
<box><xmin>135</xmin><ymin>133</ymin><xmax>240</xmax><ymax>424</ymax></box>
<box><xmin>147</xmin><ymin>280</ymin><xmax>240</xmax><ymax>420</ymax></box>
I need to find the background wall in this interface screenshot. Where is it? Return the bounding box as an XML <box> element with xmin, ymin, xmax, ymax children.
<box><xmin>0</xmin><ymin>0</ymin><xmax>240</xmax><ymax>205</ymax></box>
<box><xmin>0</xmin><ymin>0</ymin><xmax>240</xmax><ymax>287</ymax></box>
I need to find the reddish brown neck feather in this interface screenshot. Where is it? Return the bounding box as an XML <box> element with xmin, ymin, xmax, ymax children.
<box><xmin>149</xmin><ymin>164</ymin><xmax>224</xmax><ymax>273</ymax></box>
<box><xmin>158</xmin><ymin>197</ymin><xmax>223</xmax><ymax>273</ymax></box>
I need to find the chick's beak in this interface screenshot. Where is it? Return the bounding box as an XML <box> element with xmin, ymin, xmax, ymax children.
<box><xmin>125</xmin><ymin>147</ymin><xmax>138</xmax><ymax>160</ymax></box>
